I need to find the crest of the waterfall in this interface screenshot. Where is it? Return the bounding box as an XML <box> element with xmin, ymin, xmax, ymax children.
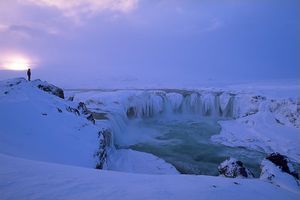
<box><xmin>125</xmin><ymin>91</ymin><xmax>165</xmax><ymax>118</ymax></box>
<box><xmin>120</xmin><ymin>90</ymin><xmax>236</xmax><ymax>119</ymax></box>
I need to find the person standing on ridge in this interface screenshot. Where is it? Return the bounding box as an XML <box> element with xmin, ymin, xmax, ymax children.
<box><xmin>27</xmin><ymin>68</ymin><xmax>31</xmax><ymax>81</ymax></box>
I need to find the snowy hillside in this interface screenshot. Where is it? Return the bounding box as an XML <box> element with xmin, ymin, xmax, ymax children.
<box><xmin>0</xmin><ymin>78</ymin><xmax>299</xmax><ymax>200</ymax></box>
<box><xmin>0</xmin><ymin>78</ymin><xmax>99</xmax><ymax>167</ymax></box>
<box><xmin>0</xmin><ymin>153</ymin><xmax>299</xmax><ymax>200</ymax></box>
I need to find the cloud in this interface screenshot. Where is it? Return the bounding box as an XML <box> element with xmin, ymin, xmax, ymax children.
<box><xmin>0</xmin><ymin>23</ymin><xmax>61</xmax><ymax>41</ymax></box>
<box><xmin>25</xmin><ymin>0</ymin><xmax>139</xmax><ymax>20</ymax></box>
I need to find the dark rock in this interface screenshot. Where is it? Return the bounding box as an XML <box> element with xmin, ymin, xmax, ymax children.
<box><xmin>4</xmin><ymin>91</ymin><xmax>8</xmax><ymax>94</ymax></box>
<box><xmin>266</xmin><ymin>152</ymin><xmax>299</xmax><ymax>179</ymax></box>
<box><xmin>37</xmin><ymin>84</ymin><xmax>64</xmax><ymax>99</ymax></box>
<box><xmin>66</xmin><ymin>106</ymin><xmax>80</xmax><ymax>116</ymax></box>
<box><xmin>42</xmin><ymin>113</ymin><xmax>47</xmax><ymax>116</ymax></box>
<box><xmin>126</xmin><ymin>107</ymin><xmax>136</xmax><ymax>118</ymax></box>
<box><xmin>76</xmin><ymin>102</ymin><xmax>98</xmax><ymax>124</ymax></box>
<box><xmin>218</xmin><ymin>157</ymin><xmax>254</xmax><ymax>178</ymax></box>
<box><xmin>275</xmin><ymin>118</ymin><xmax>285</xmax><ymax>125</ymax></box>
<box><xmin>77</xmin><ymin>102</ymin><xmax>89</xmax><ymax>115</ymax></box>
<box><xmin>252</xmin><ymin>95</ymin><xmax>266</xmax><ymax>101</ymax></box>
<box><xmin>94</xmin><ymin>129</ymin><xmax>112</xmax><ymax>169</ymax></box>
<box><xmin>87</xmin><ymin>114</ymin><xmax>95</xmax><ymax>124</ymax></box>
<box><xmin>260</xmin><ymin>159</ymin><xmax>300</xmax><ymax>189</ymax></box>
<box><xmin>33</xmin><ymin>80</ymin><xmax>64</xmax><ymax>99</ymax></box>
<box><xmin>67</xmin><ymin>96</ymin><xmax>74</xmax><ymax>101</ymax></box>
<box><xmin>57</xmin><ymin>108</ymin><xmax>62</xmax><ymax>113</ymax></box>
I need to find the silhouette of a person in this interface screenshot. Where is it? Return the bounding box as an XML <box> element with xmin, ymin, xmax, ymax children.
<box><xmin>27</xmin><ymin>68</ymin><xmax>31</xmax><ymax>81</ymax></box>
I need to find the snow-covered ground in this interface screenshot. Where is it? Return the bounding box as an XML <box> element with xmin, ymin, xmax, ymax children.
<box><xmin>212</xmin><ymin>93</ymin><xmax>300</xmax><ymax>162</ymax></box>
<box><xmin>0</xmin><ymin>77</ymin><xmax>299</xmax><ymax>199</ymax></box>
<box><xmin>0</xmin><ymin>78</ymin><xmax>99</xmax><ymax>168</ymax></box>
<box><xmin>0</xmin><ymin>153</ymin><xmax>298</xmax><ymax>200</ymax></box>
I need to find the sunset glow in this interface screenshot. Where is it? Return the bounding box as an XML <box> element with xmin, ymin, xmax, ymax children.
<box><xmin>2</xmin><ymin>56</ymin><xmax>31</xmax><ymax>71</ymax></box>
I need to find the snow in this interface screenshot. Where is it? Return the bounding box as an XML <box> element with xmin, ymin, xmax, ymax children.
<box><xmin>218</xmin><ymin>157</ymin><xmax>254</xmax><ymax>178</ymax></box>
<box><xmin>107</xmin><ymin>149</ymin><xmax>179</xmax><ymax>174</ymax></box>
<box><xmin>0</xmin><ymin>78</ymin><xmax>99</xmax><ymax>168</ymax></box>
<box><xmin>212</xmin><ymin>97</ymin><xmax>300</xmax><ymax>162</ymax></box>
<box><xmin>0</xmin><ymin>77</ymin><xmax>299</xmax><ymax>199</ymax></box>
<box><xmin>0</xmin><ymin>153</ymin><xmax>299</xmax><ymax>200</ymax></box>
<box><xmin>260</xmin><ymin>159</ymin><xmax>299</xmax><ymax>193</ymax></box>
<box><xmin>0</xmin><ymin>78</ymin><xmax>182</xmax><ymax>174</ymax></box>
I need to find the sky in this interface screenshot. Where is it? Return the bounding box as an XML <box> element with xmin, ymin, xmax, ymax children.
<box><xmin>0</xmin><ymin>0</ymin><xmax>299</xmax><ymax>88</ymax></box>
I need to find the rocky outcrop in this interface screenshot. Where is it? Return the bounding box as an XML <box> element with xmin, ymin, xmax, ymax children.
<box><xmin>77</xmin><ymin>102</ymin><xmax>89</xmax><ymax>115</ymax></box>
<box><xmin>269</xmin><ymin>99</ymin><xmax>300</xmax><ymax>128</ymax></box>
<box><xmin>77</xmin><ymin>102</ymin><xmax>95</xmax><ymax>124</ymax></box>
<box><xmin>265</xmin><ymin>153</ymin><xmax>299</xmax><ymax>179</ymax></box>
<box><xmin>66</xmin><ymin>106</ymin><xmax>80</xmax><ymax>115</ymax></box>
<box><xmin>32</xmin><ymin>80</ymin><xmax>64</xmax><ymax>99</ymax></box>
<box><xmin>260</xmin><ymin>155</ymin><xmax>299</xmax><ymax>191</ymax></box>
<box><xmin>65</xmin><ymin>102</ymin><xmax>96</xmax><ymax>124</ymax></box>
<box><xmin>95</xmin><ymin>129</ymin><xmax>112</xmax><ymax>169</ymax></box>
<box><xmin>218</xmin><ymin>157</ymin><xmax>254</xmax><ymax>178</ymax></box>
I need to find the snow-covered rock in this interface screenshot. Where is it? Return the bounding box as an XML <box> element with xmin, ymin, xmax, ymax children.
<box><xmin>268</xmin><ymin>99</ymin><xmax>300</xmax><ymax>128</ymax></box>
<box><xmin>218</xmin><ymin>157</ymin><xmax>254</xmax><ymax>178</ymax></box>
<box><xmin>94</xmin><ymin>128</ymin><xmax>112</xmax><ymax>169</ymax></box>
<box><xmin>212</xmin><ymin>97</ymin><xmax>300</xmax><ymax>161</ymax></box>
<box><xmin>265</xmin><ymin>153</ymin><xmax>299</xmax><ymax>179</ymax></box>
<box><xmin>32</xmin><ymin>79</ymin><xmax>65</xmax><ymax>99</ymax></box>
<box><xmin>260</xmin><ymin>159</ymin><xmax>299</xmax><ymax>193</ymax></box>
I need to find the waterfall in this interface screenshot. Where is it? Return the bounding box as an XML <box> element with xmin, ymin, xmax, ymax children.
<box><xmin>122</xmin><ymin>91</ymin><xmax>236</xmax><ymax>119</ymax></box>
<box><xmin>89</xmin><ymin>90</ymin><xmax>236</xmax><ymax>148</ymax></box>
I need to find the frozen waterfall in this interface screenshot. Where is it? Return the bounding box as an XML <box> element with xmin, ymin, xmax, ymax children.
<box><xmin>123</xmin><ymin>91</ymin><xmax>236</xmax><ymax>119</ymax></box>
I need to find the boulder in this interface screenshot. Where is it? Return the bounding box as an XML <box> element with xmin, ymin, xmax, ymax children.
<box><xmin>218</xmin><ymin>157</ymin><xmax>254</xmax><ymax>178</ymax></box>
<box><xmin>260</xmin><ymin>159</ymin><xmax>299</xmax><ymax>192</ymax></box>
<box><xmin>265</xmin><ymin>152</ymin><xmax>299</xmax><ymax>179</ymax></box>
